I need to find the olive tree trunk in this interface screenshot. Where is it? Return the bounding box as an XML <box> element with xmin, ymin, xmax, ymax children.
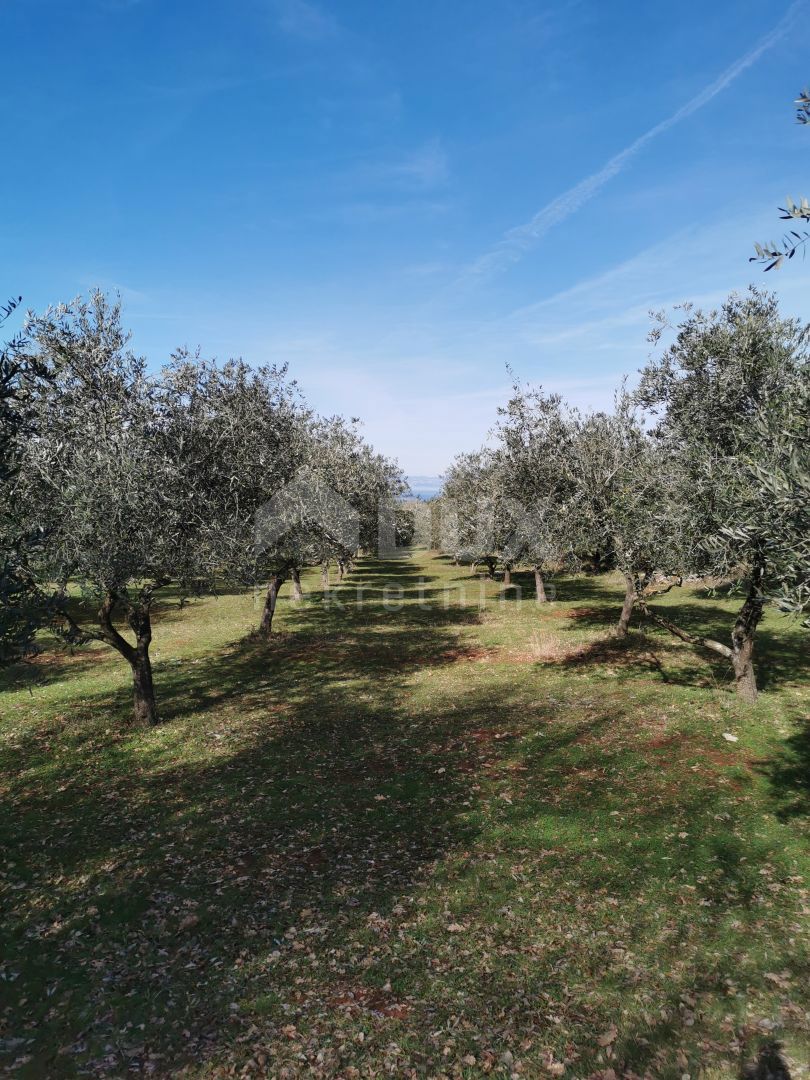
<box><xmin>533</xmin><ymin>565</ymin><xmax>547</xmax><ymax>603</ymax></box>
<box><xmin>98</xmin><ymin>593</ymin><xmax>159</xmax><ymax>726</ymax></box>
<box><xmin>503</xmin><ymin>563</ymin><xmax>512</xmax><ymax>587</ymax></box>
<box><xmin>259</xmin><ymin>573</ymin><xmax>285</xmax><ymax>635</ymax></box>
<box><xmin>639</xmin><ymin>578</ymin><xmax>765</xmax><ymax>703</ymax></box>
<box><xmin>291</xmin><ymin>566</ymin><xmax>303</xmax><ymax>601</ymax></box>
<box><xmin>730</xmin><ymin>588</ymin><xmax>765</xmax><ymax>703</ymax></box>
<box><xmin>321</xmin><ymin>561</ymin><xmax>329</xmax><ymax>588</ymax></box>
<box><xmin>616</xmin><ymin>573</ymin><xmax>636</xmax><ymax>638</ymax></box>
<box><xmin>130</xmin><ymin>642</ymin><xmax>159</xmax><ymax>726</ymax></box>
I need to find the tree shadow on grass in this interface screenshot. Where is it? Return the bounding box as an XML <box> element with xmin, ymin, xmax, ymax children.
<box><xmin>0</xmin><ymin>590</ymin><xmax>223</xmax><ymax>699</ymax></box>
<box><xmin>466</xmin><ymin>695</ymin><xmax>810</xmax><ymax>1077</ymax></box>
<box><xmin>4</xmin><ymin>556</ymin><xmax>807</xmax><ymax>1076</ymax></box>
<box><xmin>0</xmin><ymin>644</ymin><xmax>112</xmax><ymax>694</ymax></box>
<box><xmin>496</xmin><ymin>570</ymin><xmax>622</xmax><ymax>606</ymax></box>
<box><xmin>556</xmin><ymin>630</ymin><xmax>682</xmax><ymax>685</ymax></box>
<box><xmin>563</xmin><ymin>596</ymin><xmax>809</xmax><ymax>695</ymax></box>
<box><xmin>762</xmin><ymin>718</ymin><xmax>810</xmax><ymax>820</ymax></box>
<box><xmin>1</xmin><ymin>557</ymin><xmax>497</xmax><ymax>1074</ymax></box>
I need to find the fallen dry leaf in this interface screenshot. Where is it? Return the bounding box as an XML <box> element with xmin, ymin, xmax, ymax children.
<box><xmin>597</xmin><ymin>1024</ymin><xmax>618</xmax><ymax>1047</ymax></box>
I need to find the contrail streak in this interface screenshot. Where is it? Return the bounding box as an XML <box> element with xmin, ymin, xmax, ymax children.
<box><xmin>466</xmin><ymin>2</ymin><xmax>803</xmax><ymax>279</ymax></box>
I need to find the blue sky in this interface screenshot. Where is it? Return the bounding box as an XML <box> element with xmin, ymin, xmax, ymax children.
<box><xmin>3</xmin><ymin>0</ymin><xmax>809</xmax><ymax>476</ymax></box>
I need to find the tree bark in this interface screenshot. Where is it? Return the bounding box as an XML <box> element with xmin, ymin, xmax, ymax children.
<box><xmin>291</xmin><ymin>566</ymin><xmax>303</xmax><ymax>601</ymax></box>
<box><xmin>730</xmin><ymin>586</ymin><xmax>765</xmax><ymax>703</ymax></box>
<box><xmin>128</xmin><ymin>604</ymin><xmax>159</xmax><ymax>725</ymax></box>
<box><xmin>321</xmin><ymin>561</ymin><xmax>329</xmax><ymax>588</ymax></box>
<box><xmin>503</xmin><ymin>563</ymin><xmax>512</xmax><ymax>587</ymax></box>
<box><xmin>616</xmin><ymin>573</ymin><xmax>636</xmax><ymax>638</ymax></box>
<box><xmin>98</xmin><ymin>593</ymin><xmax>159</xmax><ymax>725</ymax></box>
<box><xmin>534</xmin><ymin>565</ymin><xmax>547</xmax><ymax>603</ymax></box>
<box><xmin>130</xmin><ymin>645</ymin><xmax>159</xmax><ymax>726</ymax></box>
<box><xmin>485</xmin><ymin>557</ymin><xmax>497</xmax><ymax>580</ymax></box>
<box><xmin>259</xmin><ymin>573</ymin><xmax>284</xmax><ymax>635</ymax></box>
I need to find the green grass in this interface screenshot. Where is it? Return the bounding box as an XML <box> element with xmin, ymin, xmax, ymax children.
<box><xmin>1</xmin><ymin>551</ymin><xmax>809</xmax><ymax>1078</ymax></box>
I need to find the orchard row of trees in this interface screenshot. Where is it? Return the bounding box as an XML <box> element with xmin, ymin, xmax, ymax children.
<box><xmin>434</xmin><ymin>288</ymin><xmax>809</xmax><ymax>703</ymax></box>
<box><xmin>2</xmin><ymin>287</ymin><xmax>807</xmax><ymax>718</ymax></box>
<box><xmin>0</xmin><ymin>292</ymin><xmax>409</xmax><ymax>724</ymax></box>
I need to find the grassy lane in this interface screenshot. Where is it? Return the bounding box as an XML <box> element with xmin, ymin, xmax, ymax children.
<box><xmin>1</xmin><ymin>551</ymin><xmax>808</xmax><ymax>1077</ymax></box>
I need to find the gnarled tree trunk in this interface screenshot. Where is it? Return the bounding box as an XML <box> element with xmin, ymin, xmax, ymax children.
<box><xmin>99</xmin><ymin>593</ymin><xmax>159</xmax><ymax>726</ymax></box>
<box><xmin>534</xmin><ymin>565</ymin><xmax>547</xmax><ymax>603</ymax></box>
<box><xmin>259</xmin><ymin>573</ymin><xmax>284</xmax><ymax>635</ymax></box>
<box><xmin>730</xmin><ymin>587</ymin><xmax>765</xmax><ymax>703</ymax></box>
<box><xmin>616</xmin><ymin>573</ymin><xmax>636</xmax><ymax>638</ymax></box>
<box><xmin>291</xmin><ymin>566</ymin><xmax>303</xmax><ymax>601</ymax></box>
<box><xmin>639</xmin><ymin>573</ymin><xmax>765</xmax><ymax>703</ymax></box>
<box><xmin>503</xmin><ymin>563</ymin><xmax>512</xmax><ymax>587</ymax></box>
<box><xmin>130</xmin><ymin>642</ymin><xmax>158</xmax><ymax>726</ymax></box>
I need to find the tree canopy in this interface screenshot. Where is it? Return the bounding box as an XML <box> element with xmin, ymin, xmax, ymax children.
<box><xmin>434</xmin><ymin>288</ymin><xmax>809</xmax><ymax>702</ymax></box>
<box><xmin>11</xmin><ymin>291</ymin><xmax>409</xmax><ymax>722</ymax></box>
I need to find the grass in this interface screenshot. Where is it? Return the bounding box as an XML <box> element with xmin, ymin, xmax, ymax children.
<box><xmin>1</xmin><ymin>550</ymin><xmax>809</xmax><ymax>1078</ymax></box>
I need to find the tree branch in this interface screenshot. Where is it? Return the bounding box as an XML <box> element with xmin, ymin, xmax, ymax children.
<box><xmin>638</xmin><ymin>600</ymin><xmax>732</xmax><ymax>659</ymax></box>
<box><xmin>642</xmin><ymin>575</ymin><xmax>683</xmax><ymax>599</ymax></box>
<box><xmin>53</xmin><ymin>606</ymin><xmax>101</xmax><ymax>645</ymax></box>
<box><xmin>97</xmin><ymin>592</ymin><xmax>137</xmax><ymax>662</ymax></box>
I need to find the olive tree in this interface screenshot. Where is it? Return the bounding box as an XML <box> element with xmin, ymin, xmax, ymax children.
<box><xmin>157</xmin><ymin>351</ymin><xmax>306</xmax><ymax>637</ymax></box>
<box><xmin>441</xmin><ymin>450</ymin><xmax>501</xmax><ymax>576</ymax></box>
<box><xmin>495</xmin><ymin>386</ymin><xmax>579</xmax><ymax>600</ymax></box>
<box><xmin>434</xmin><ymin>489</ymin><xmax>464</xmax><ymax>565</ymax></box>
<box><xmin>307</xmin><ymin>415</ymin><xmax>408</xmax><ymax>579</ymax></box>
<box><xmin>636</xmin><ymin>288</ymin><xmax>810</xmax><ymax>701</ymax></box>
<box><xmin>751</xmin><ymin>88</ymin><xmax>810</xmax><ymax>270</ymax></box>
<box><xmin>0</xmin><ymin>296</ymin><xmax>52</xmax><ymax>663</ymax></box>
<box><xmin>17</xmin><ymin>295</ymin><xmax>227</xmax><ymax>724</ymax></box>
<box><xmin>249</xmin><ymin>414</ymin><xmax>408</xmax><ymax>624</ymax></box>
<box><xmin>407</xmin><ymin>498</ymin><xmax>442</xmax><ymax>551</ymax></box>
<box><xmin>563</xmin><ymin>397</ymin><xmax>691</xmax><ymax>636</ymax></box>
<box><xmin>741</xmin><ymin>396</ymin><xmax>809</xmax><ymax>621</ymax></box>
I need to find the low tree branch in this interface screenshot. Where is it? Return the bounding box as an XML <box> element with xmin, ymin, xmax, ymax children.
<box><xmin>638</xmin><ymin>600</ymin><xmax>732</xmax><ymax>659</ymax></box>
<box><xmin>642</xmin><ymin>574</ymin><xmax>683</xmax><ymax>599</ymax></box>
<box><xmin>53</xmin><ymin>605</ymin><xmax>101</xmax><ymax>645</ymax></box>
<box><xmin>97</xmin><ymin>592</ymin><xmax>138</xmax><ymax>662</ymax></box>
